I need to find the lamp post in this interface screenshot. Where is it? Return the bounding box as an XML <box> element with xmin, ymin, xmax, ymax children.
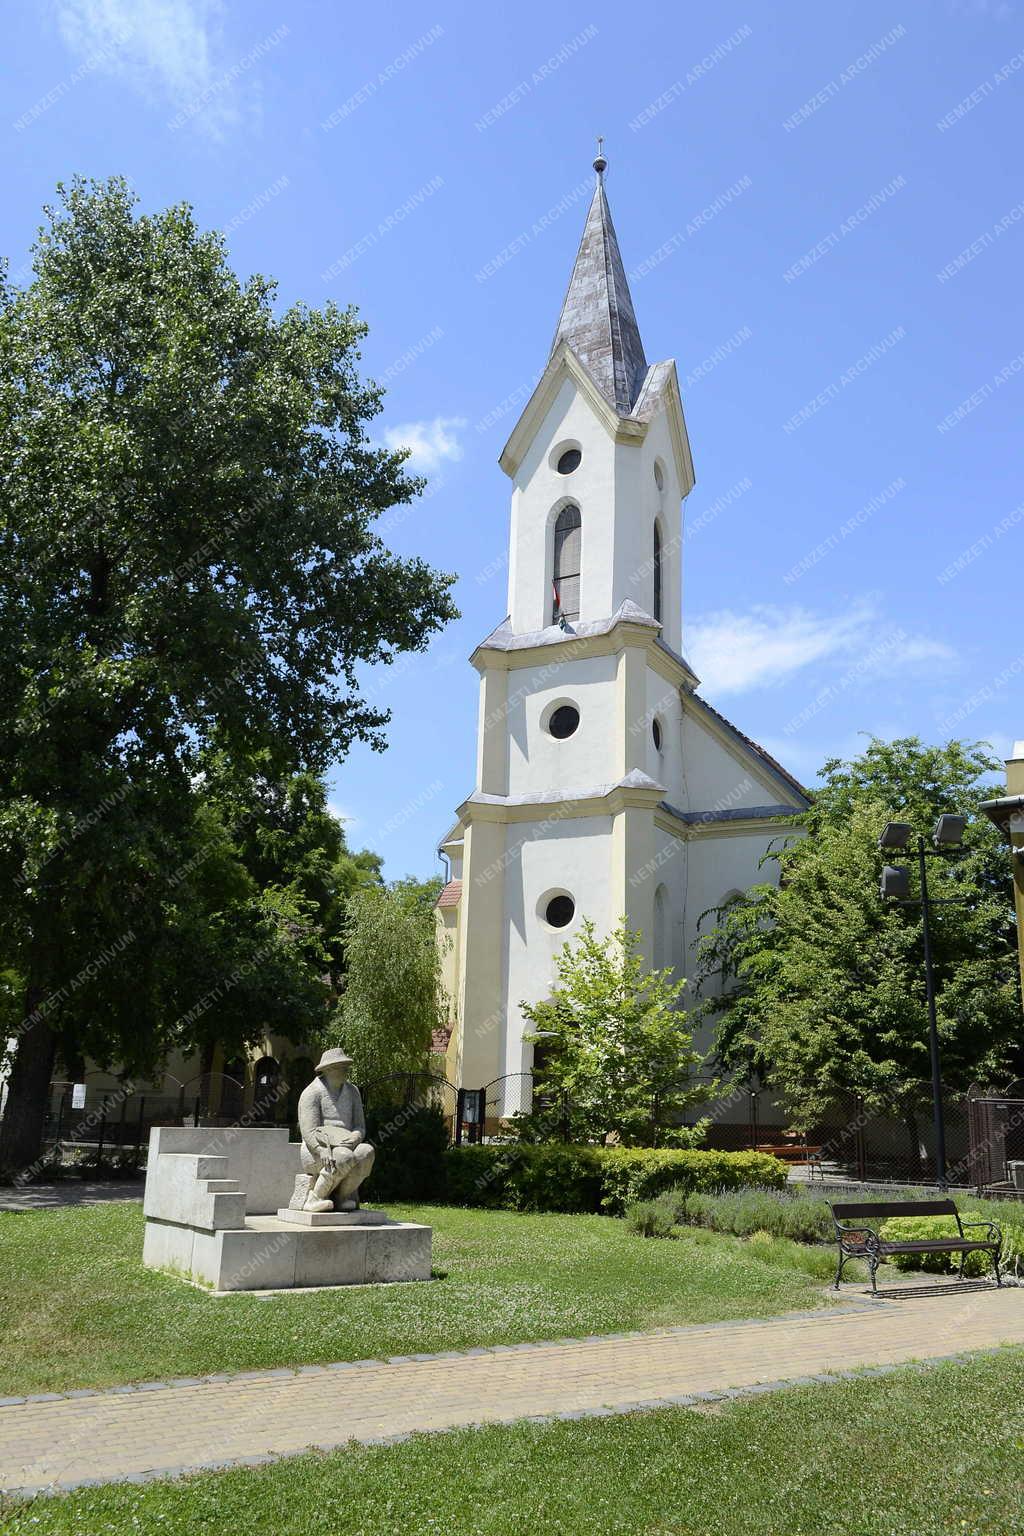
<box><xmin>878</xmin><ymin>814</ymin><xmax>968</xmax><ymax>1189</ymax></box>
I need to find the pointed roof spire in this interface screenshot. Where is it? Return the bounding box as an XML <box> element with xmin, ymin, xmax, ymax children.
<box><xmin>550</xmin><ymin>143</ymin><xmax>648</xmax><ymax>415</ymax></box>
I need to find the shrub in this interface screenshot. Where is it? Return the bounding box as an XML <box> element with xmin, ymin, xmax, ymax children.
<box><xmin>625</xmin><ymin>1196</ymin><xmax>679</xmax><ymax>1239</ymax></box>
<box><xmin>878</xmin><ymin>1213</ymin><xmax>998</xmax><ymax>1277</ymax></box>
<box><xmin>674</xmin><ymin>1186</ymin><xmax>833</xmax><ymax>1243</ymax></box>
<box><xmin>443</xmin><ymin>1142</ymin><xmax>605</xmax><ymax>1213</ymax></box>
<box><xmin>598</xmin><ymin>1149</ymin><xmax>787</xmax><ymax>1215</ymax></box>
<box><xmin>440</xmin><ymin>1145</ymin><xmax>786</xmax><ymax>1215</ymax></box>
<box><xmin>364</xmin><ymin>1102</ymin><xmax>449</xmax><ymax>1203</ymax></box>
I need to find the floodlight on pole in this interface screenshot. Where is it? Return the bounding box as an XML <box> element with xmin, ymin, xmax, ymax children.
<box><xmin>933</xmin><ymin>814</ymin><xmax>966</xmax><ymax>848</ymax></box>
<box><xmin>880</xmin><ymin>865</ymin><xmax>910</xmax><ymax>900</ymax></box>
<box><xmin>878</xmin><ymin>821</ymin><xmax>914</xmax><ymax>851</ymax></box>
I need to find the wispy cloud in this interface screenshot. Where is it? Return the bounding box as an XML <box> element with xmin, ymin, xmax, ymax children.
<box><xmin>327</xmin><ymin>800</ymin><xmax>359</xmax><ymax>830</ymax></box>
<box><xmin>382</xmin><ymin>416</ymin><xmax>466</xmax><ymax>475</ymax></box>
<box><xmin>52</xmin><ymin>0</ymin><xmax>266</xmax><ymax>138</ymax></box>
<box><xmin>687</xmin><ymin>599</ymin><xmax>955</xmax><ymax>696</ymax></box>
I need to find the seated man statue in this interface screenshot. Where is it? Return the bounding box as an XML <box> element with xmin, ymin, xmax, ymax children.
<box><xmin>297</xmin><ymin>1048</ymin><xmax>375</xmax><ymax>1212</ymax></box>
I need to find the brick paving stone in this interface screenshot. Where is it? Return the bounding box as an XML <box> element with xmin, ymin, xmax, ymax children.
<box><xmin>2</xmin><ymin>1288</ymin><xmax>1024</xmax><ymax>1496</ymax></box>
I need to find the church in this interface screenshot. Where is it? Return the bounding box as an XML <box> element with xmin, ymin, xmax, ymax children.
<box><xmin>435</xmin><ymin>151</ymin><xmax>810</xmax><ymax>1109</ymax></box>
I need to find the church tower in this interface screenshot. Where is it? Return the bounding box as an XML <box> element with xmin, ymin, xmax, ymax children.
<box><xmin>436</xmin><ymin>151</ymin><xmax>809</xmax><ymax>1106</ymax></box>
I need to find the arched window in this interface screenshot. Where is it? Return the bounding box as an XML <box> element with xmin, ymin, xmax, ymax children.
<box><xmin>552</xmin><ymin>504</ymin><xmax>581</xmax><ymax>623</ymax></box>
<box><xmin>653</xmin><ymin>522</ymin><xmax>663</xmax><ymax>623</ymax></box>
<box><xmin>653</xmin><ymin>883</ymin><xmax>670</xmax><ymax>973</ymax></box>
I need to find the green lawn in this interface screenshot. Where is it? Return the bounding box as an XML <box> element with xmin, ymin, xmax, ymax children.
<box><xmin>0</xmin><ymin>1201</ymin><xmax>829</xmax><ymax>1395</ymax></box>
<box><xmin>5</xmin><ymin>1350</ymin><xmax>1023</xmax><ymax>1535</ymax></box>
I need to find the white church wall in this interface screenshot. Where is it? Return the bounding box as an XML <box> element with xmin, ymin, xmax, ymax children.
<box><xmin>616</xmin><ymin>409</ymin><xmax>683</xmax><ymax>654</ymax></box>
<box><xmin>632</xmin><ymin>822</ymin><xmax>687</xmax><ymax>980</ymax></box>
<box><xmin>506</xmin><ymin>654</ymin><xmax>618</xmax><ymax>795</ymax></box>
<box><xmin>508</xmin><ymin>377</ymin><xmax>617</xmax><ymax>635</ymax></box>
<box><xmin>679</xmin><ymin>709</ymin><xmax>788</xmax><ymax>812</ymax></box>
<box><xmin>500</xmin><ymin>813</ymin><xmax>614</xmax><ymax>1078</ymax></box>
<box><xmin>643</xmin><ymin>667</ymin><xmax>682</xmax><ymax>793</ymax></box>
<box><xmin>682</xmin><ymin>828</ymin><xmax>798</xmax><ymax>1057</ymax></box>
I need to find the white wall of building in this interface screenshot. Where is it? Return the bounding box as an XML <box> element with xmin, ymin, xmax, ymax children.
<box><xmin>506</xmin><ymin>373</ymin><xmax>684</xmax><ymax>650</ymax></box>
<box><xmin>679</xmin><ymin>710</ymin><xmax>785</xmax><ymax>811</ymax></box>
<box><xmin>506</xmin><ymin>653</ymin><xmax>619</xmax><ymax>795</ymax></box>
<box><xmin>500</xmin><ymin>812</ymin><xmax>614</xmax><ymax>1077</ymax></box>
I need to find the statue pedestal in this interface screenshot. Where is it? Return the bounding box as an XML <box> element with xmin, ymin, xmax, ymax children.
<box><xmin>274</xmin><ymin>1207</ymin><xmax>392</xmax><ymax>1227</ymax></box>
<box><xmin>142</xmin><ymin>1128</ymin><xmax>432</xmax><ymax>1291</ymax></box>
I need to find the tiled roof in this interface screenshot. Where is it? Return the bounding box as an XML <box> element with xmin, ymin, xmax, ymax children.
<box><xmin>435</xmin><ymin>879</ymin><xmax>462</xmax><ymax>908</ymax></box>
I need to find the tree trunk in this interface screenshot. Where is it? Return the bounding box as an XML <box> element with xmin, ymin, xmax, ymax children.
<box><xmin>0</xmin><ymin>991</ymin><xmax>58</xmax><ymax>1177</ymax></box>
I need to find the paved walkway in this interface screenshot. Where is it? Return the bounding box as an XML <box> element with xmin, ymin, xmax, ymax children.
<box><xmin>2</xmin><ymin>1287</ymin><xmax>1023</xmax><ymax>1497</ymax></box>
<box><xmin>0</xmin><ymin>1181</ymin><xmax>143</xmax><ymax>1211</ymax></box>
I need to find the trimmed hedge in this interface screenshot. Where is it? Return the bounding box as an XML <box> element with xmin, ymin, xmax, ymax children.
<box><xmin>439</xmin><ymin>1143</ymin><xmax>787</xmax><ymax>1215</ymax></box>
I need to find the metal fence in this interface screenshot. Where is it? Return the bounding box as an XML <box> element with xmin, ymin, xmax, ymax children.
<box><xmin>446</xmin><ymin>1070</ymin><xmax>1021</xmax><ymax>1189</ymax></box>
<box><xmin>18</xmin><ymin>1068</ymin><xmax>1024</xmax><ymax>1190</ymax></box>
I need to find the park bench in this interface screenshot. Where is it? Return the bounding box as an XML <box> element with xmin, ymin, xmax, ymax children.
<box><xmin>829</xmin><ymin>1197</ymin><xmax>1002</xmax><ymax>1296</ymax></box>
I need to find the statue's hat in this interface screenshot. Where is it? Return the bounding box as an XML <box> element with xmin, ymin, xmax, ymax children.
<box><xmin>314</xmin><ymin>1047</ymin><xmax>354</xmax><ymax>1073</ymax></box>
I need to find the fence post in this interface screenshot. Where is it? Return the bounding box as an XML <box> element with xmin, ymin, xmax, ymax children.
<box><xmin>193</xmin><ymin>1097</ymin><xmax>200</xmax><ymax>1127</ymax></box>
<box><xmin>454</xmin><ymin>1088</ymin><xmax>465</xmax><ymax>1146</ymax></box>
<box><xmin>96</xmin><ymin>1106</ymin><xmax>106</xmax><ymax>1171</ymax></box>
<box><xmin>118</xmin><ymin>1093</ymin><xmax>128</xmax><ymax>1148</ymax></box>
<box><xmin>133</xmin><ymin>1096</ymin><xmax>146</xmax><ymax>1171</ymax></box>
<box><xmin>55</xmin><ymin>1089</ymin><xmax>67</xmax><ymax>1145</ymax></box>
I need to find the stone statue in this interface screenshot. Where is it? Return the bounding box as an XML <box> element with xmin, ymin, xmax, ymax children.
<box><xmin>294</xmin><ymin>1048</ymin><xmax>375</xmax><ymax>1213</ymax></box>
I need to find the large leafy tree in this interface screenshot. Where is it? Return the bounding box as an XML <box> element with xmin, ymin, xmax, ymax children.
<box><xmin>332</xmin><ymin>880</ymin><xmax>446</xmax><ymax>1084</ymax></box>
<box><xmin>202</xmin><ymin>757</ymin><xmax>382</xmax><ymax>989</ymax></box>
<box><xmin>521</xmin><ymin>919</ymin><xmax>707</xmax><ymax>1146</ymax></box>
<box><xmin>695</xmin><ymin>738</ymin><xmax>1021</xmax><ymax>1154</ymax></box>
<box><xmin>0</xmin><ymin>178</ymin><xmax>457</xmax><ymax>1168</ymax></box>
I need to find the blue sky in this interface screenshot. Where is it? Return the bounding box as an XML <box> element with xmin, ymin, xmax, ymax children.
<box><xmin>3</xmin><ymin>1</ymin><xmax>1022</xmax><ymax>880</ymax></box>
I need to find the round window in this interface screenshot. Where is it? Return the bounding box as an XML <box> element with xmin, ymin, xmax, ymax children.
<box><xmin>557</xmin><ymin>447</ymin><xmax>582</xmax><ymax>475</ymax></box>
<box><xmin>652</xmin><ymin>717</ymin><xmax>663</xmax><ymax>752</ymax></box>
<box><xmin>545</xmin><ymin>894</ymin><xmax>575</xmax><ymax>928</ymax></box>
<box><xmin>548</xmin><ymin>704</ymin><xmax>580</xmax><ymax>739</ymax></box>
<box><xmin>654</xmin><ymin>461</ymin><xmax>664</xmax><ymax>492</ymax></box>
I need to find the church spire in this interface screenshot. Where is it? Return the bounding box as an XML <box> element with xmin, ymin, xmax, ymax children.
<box><xmin>550</xmin><ymin>145</ymin><xmax>648</xmax><ymax>416</ymax></box>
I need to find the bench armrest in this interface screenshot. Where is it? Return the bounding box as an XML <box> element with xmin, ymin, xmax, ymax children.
<box><xmin>834</xmin><ymin>1223</ymin><xmax>880</xmax><ymax>1254</ymax></box>
<box><xmin>959</xmin><ymin>1219</ymin><xmax>1001</xmax><ymax>1242</ymax></box>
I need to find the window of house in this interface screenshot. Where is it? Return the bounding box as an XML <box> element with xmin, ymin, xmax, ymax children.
<box><xmin>556</xmin><ymin>447</ymin><xmax>582</xmax><ymax>474</ymax></box>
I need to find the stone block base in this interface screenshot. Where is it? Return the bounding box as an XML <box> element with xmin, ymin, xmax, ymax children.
<box><xmin>144</xmin><ymin>1215</ymin><xmax>432</xmax><ymax>1291</ymax></box>
<box><xmin>274</xmin><ymin>1207</ymin><xmax>392</xmax><ymax>1227</ymax></box>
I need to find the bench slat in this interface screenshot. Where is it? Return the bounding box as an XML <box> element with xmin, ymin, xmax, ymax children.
<box><xmin>876</xmin><ymin>1238</ymin><xmax>997</xmax><ymax>1253</ymax></box>
<box><xmin>830</xmin><ymin>1200</ymin><xmax>958</xmax><ymax>1220</ymax></box>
